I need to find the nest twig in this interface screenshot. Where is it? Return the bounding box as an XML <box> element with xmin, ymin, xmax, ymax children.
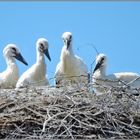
<box><xmin>0</xmin><ymin>83</ymin><xmax>140</xmax><ymax>139</ymax></box>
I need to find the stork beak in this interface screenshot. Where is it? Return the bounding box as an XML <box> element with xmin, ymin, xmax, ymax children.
<box><xmin>44</xmin><ymin>48</ymin><xmax>51</xmax><ymax>61</ymax></box>
<box><xmin>93</xmin><ymin>61</ymin><xmax>102</xmax><ymax>73</ymax></box>
<box><xmin>66</xmin><ymin>40</ymin><xmax>71</xmax><ymax>50</ymax></box>
<box><xmin>15</xmin><ymin>53</ymin><xmax>28</xmax><ymax>66</ymax></box>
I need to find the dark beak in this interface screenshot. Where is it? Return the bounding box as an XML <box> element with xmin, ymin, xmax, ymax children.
<box><xmin>93</xmin><ymin>61</ymin><xmax>102</xmax><ymax>73</ymax></box>
<box><xmin>15</xmin><ymin>53</ymin><xmax>28</xmax><ymax>66</ymax></box>
<box><xmin>66</xmin><ymin>40</ymin><xmax>71</xmax><ymax>50</ymax></box>
<box><xmin>44</xmin><ymin>48</ymin><xmax>51</xmax><ymax>61</ymax></box>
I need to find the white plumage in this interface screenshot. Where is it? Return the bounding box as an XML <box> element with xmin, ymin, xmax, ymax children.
<box><xmin>54</xmin><ymin>32</ymin><xmax>88</xmax><ymax>85</ymax></box>
<box><xmin>92</xmin><ymin>53</ymin><xmax>140</xmax><ymax>94</ymax></box>
<box><xmin>0</xmin><ymin>44</ymin><xmax>28</xmax><ymax>89</ymax></box>
<box><xmin>16</xmin><ymin>38</ymin><xmax>51</xmax><ymax>88</ymax></box>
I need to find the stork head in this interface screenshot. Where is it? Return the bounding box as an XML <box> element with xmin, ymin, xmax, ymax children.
<box><xmin>3</xmin><ymin>44</ymin><xmax>28</xmax><ymax>65</ymax></box>
<box><xmin>62</xmin><ymin>32</ymin><xmax>72</xmax><ymax>49</ymax></box>
<box><xmin>93</xmin><ymin>53</ymin><xmax>107</xmax><ymax>73</ymax></box>
<box><xmin>36</xmin><ymin>38</ymin><xmax>51</xmax><ymax>61</ymax></box>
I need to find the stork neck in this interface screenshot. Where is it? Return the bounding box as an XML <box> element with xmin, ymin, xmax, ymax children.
<box><xmin>61</xmin><ymin>45</ymin><xmax>73</xmax><ymax>60</ymax></box>
<box><xmin>5</xmin><ymin>55</ymin><xmax>17</xmax><ymax>68</ymax></box>
<box><xmin>94</xmin><ymin>66</ymin><xmax>106</xmax><ymax>78</ymax></box>
<box><xmin>36</xmin><ymin>51</ymin><xmax>45</xmax><ymax>64</ymax></box>
<box><xmin>66</xmin><ymin>44</ymin><xmax>74</xmax><ymax>55</ymax></box>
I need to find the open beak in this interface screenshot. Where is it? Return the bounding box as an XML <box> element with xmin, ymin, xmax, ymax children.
<box><xmin>15</xmin><ymin>52</ymin><xmax>28</xmax><ymax>66</ymax></box>
<box><xmin>93</xmin><ymin>61</ymin><xmax>102</xmax><ymax>73</ymax></box>
<box><xmin>44</xmin><ymin>48</ymin><xmax>51</xmax><ymax>61</ymax></box>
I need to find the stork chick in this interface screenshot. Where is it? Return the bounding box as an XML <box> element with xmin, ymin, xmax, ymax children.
<box><xmin>55</xmin><ymin>32</ymin><xmax>88</xmax><ymax>86</ymax></box>
<box><xmin>16</xmin><ymin>38</ymin><xmax>51</xmax><ymax>88</ymax></box>
<box><xmin>92</xmin><ymin>53</ymin><xmax>140</xmax><ymax>95</ymax></box>
<box><xmin>0</xmin><ymin>44</ymin><xmax>28</xmax><ymax>88</ymax></box>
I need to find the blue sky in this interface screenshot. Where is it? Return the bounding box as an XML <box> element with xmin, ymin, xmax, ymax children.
<box><xmin>0</xmin><ymin>1</ymin><xmax>140</xmax><ymax>85</ymax></box>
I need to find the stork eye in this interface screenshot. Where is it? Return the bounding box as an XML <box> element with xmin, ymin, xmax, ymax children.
<box><xmin>69</xmin><ymin>36</ymin><xmax>72</xmax><ymax>40</ymax></box>
<box><xmin>11</xmin><ymin>47</ymin><xmax>17</xmax><ymax>53</ymax></box>
<box><xmin>12</xmin><ymin>47</ymin><xmax>16</xmax><ymax>51</ymax></box>
<box><xmin>102</xmin><ymin>57</ymin><xmax>105</xmax><ymax>61</ymax></box>
<box><xmin>40</xmin><ymin>43</ymin><xmax>44</xmax><ymax>50</ymax></box>
<box><xmin>39</xmin><ymin>43</ymin><xmax>44</xmax><ymax>53</ymax></box>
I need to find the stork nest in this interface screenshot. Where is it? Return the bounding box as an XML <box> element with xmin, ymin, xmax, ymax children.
<box><xmin>0</xmin><ymin>84</ymin><xmax>140</xmax><ymax>139</ymax></box>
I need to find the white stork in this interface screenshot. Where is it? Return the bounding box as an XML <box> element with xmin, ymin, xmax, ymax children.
<box><xmin>16</xmin><ymin>38</ymin><xmax>51</xmax><ymax>88</ymax></box>
<box><xmin>54</xmin><ymin>32</ymin><xmax>89</xmax><ymax>86</ymax></box>
<box><xmin>0</xmin><ymin>44</ymin><xmax>28</xmax><ymax>88</ymax></box>
<box><xmin>92</xmin><ymin>53</ymin><xmax>140</xmax><ymax>95</ymax></box>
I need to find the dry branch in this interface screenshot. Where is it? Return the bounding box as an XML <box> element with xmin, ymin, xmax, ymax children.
<box><xmin>0</xmin><ymin>82</ymin><xmax>140</xmax><ymax>139</ymax></box>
